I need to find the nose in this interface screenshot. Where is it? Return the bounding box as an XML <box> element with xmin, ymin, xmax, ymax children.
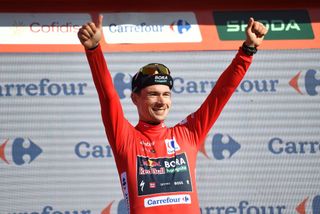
<box><xmin>156</xmin><ymin>94</ymin><xmax>165</xmax><ymax>105</ymax></box>
<box><xmin>157</xmin><ymin>95</ymin><xmax>164</xmax><ymax>103</ymax></box>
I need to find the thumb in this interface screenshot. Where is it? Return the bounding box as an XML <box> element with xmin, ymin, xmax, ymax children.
<box><xmin>92</xmin><ymin>13</ymin><xmax>103</xmax><ymax>29</ymax></box>
<box><xmin>97</xmin><ymin>14</ymin><xmax>103</xmax><ymax>29</ymax></box>
<box><xmin>246</xmin><ymin>17</ymin><xmax>254</xmax><ymax>32</ymax></box>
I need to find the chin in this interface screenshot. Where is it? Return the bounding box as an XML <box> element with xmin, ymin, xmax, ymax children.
<box><xmin>151</xmin><ymin>116</ymin><xmax>166</xmax><ymax>123</ymax></box>
<box><xmin>149</xmin><ymin>111</ymin><xmax>169</xmax><ymax>123</ymax></box>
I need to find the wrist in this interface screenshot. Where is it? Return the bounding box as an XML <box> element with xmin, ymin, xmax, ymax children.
<box><xmin>87</xmin><ymin>43</ymin><xmax>99</xmax><ymax>50</ymax></box>
<box><xmin>242</xmin><ymin>42</ymin><xmax>257</xmax><ymax>56</ymax></box>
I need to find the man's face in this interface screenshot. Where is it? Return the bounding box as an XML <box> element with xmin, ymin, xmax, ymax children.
<box><xmin>132</xmin><ymin>84</ymin><xmax>172</xmax><ymax>124</ymax></box>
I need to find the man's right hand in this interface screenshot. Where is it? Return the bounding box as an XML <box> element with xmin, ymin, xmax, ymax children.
<box><xmin>77</xmin><ymin>15</ymin><xmax>103</xmax><ymax>49</ymax></box>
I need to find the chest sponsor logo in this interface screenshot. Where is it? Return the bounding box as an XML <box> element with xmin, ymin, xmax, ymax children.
<box><xmin>144</xmin><ymin>194</ymin><xmax>191</xmax><ymax>208</ymax></box>
<box><xmin>137</xmin><ymin>153</ymin><xmax>192</xmax><ymax>196</ymax></box>
<box><xmin>139</xmin><ymin>140</ymin><xmax>156</xmax><ymax>153</ymax></box>
<box><xmin>165</xmin><ymin>137</ymin><xmax>180</xmax><ymax>154</ymax></box>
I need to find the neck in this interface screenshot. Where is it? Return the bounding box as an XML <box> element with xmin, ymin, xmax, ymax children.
<box><xmin>140</xmin><ymin>119</ymin><xmax>163</xmax><ymax>125</ymax></box>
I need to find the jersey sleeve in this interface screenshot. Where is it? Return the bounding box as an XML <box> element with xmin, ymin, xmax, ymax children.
<box><xmin>85</xmin><ymin>45</ymin><xmax>133</xmax><ymax>155</ymax></box>
<box><xmin>178</xmin><ymin>47</ymin><xmax>253</xmax><ymax>149</ymax></box>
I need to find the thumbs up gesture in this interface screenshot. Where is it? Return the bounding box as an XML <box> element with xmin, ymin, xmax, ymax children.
<box><xmin>78</xmin><ymin>15</ymin><xmax>104</xmax><ymax>49</ymax></box>
<box><xmin>245</xmin><ymin>17</ymin><xmax>268</xmax><ymax>47</ymax></box>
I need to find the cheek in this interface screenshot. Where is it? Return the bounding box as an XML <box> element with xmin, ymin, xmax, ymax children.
<box><xmin>139</xmin><ymin>100</ymin><xmax>154</xmax><ymax>112</ymax></box>
<box><xmin>166</xmin><ymin>98</ymin><xmax>172</xmax><ymax>107</ymax></box>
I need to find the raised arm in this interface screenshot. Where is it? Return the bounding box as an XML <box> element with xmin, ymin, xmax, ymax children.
<box><xmin>77</xmin><ymin>15</ymin><xmax>116</xmax><ymax>100</ymax></box>
<box><xmin>78</xmin><ymin>15</ymin><xmax>132</xmax><ymax>154</ymax></box>
<box><xmin>181</xmin><ymin>18</ymin><xmax>268</xmax><ymax>147</ymax></box>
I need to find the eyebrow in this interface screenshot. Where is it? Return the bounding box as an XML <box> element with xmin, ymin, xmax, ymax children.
<box><xmin>147</xmin><ymin>91</ymin><xmax>171</xmax><ymax>95</ymax></box>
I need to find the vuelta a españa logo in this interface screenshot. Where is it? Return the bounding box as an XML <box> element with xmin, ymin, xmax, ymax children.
<box><xmin>289</xmin><ymin>69</ymin><xmax>320</xmax><ymax>96</ymax></box>
<box><xmin>170</xmin><ymin>19</ymin><xmax>191</xmax><ymax>34</ymax></box>
<box><xmin>296</xmin><ymin>195</ymin><xmax>320</xmax><ymax>214</ymax></box>
<box><xmin>200</xmin><ymin>133</ymin><xmax>241</xmax><ymax>160</ymax></box>
<box><xmin>0</xmin><ymin>138</ymin><xmax>42</xmax><ymax>165</ymax></box>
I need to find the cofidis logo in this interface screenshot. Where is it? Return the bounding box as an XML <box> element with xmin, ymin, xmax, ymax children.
<box><xmin>113</xmin><ymin>72</ymin><xmax>279</xmax><ymax>99</ymax></box>
<box><xmin>0</xmin><ymin>138</ymin><xmax>42</xmax><ymax>165</ymax></box>
<box><xmin>200</xmin><ymin>133</ymin><xmax>241</xmax><ymax>160</ymax></box>
<box><xmin>0</xmin><ymin>13</ymin><xmax>90</xmax><ymax>45</ymax></box>
<box><xmin>289</xmin><ymin>69</ymin><xmax>320</xmax><ymax>96</ymax></box>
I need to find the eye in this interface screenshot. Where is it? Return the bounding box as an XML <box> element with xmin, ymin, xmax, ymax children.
<box><xmin>163</xmin><ymin>92</ymin><xmax>171</xmax><ymax>97</ymax></box>
<box><xmin>148</xmin><ymin>92</ymin><xmax>158</xmax><ymax>97</ymax></box>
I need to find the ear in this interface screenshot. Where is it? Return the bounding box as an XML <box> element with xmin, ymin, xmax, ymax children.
<box><xmin>131</xmin><ymin>93</ymin><xmax>138</xmax><ymax>105</ymax></box>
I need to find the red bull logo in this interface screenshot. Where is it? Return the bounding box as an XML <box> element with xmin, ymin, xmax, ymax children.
<box><xmin>142</xmin><ymin>159</ymin><xmax>161</xmax><ymax>167</ymax></box>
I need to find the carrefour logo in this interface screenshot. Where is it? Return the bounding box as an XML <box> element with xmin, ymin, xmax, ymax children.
<box><xmin>200</xmin><ymin>133</ymin><xmax>241</xmax><ymax>160</ymax></box>
<box><xmin>0</xmin><ymin>138</ymin><xmax>42</xmax><ymax>165</ymax></box>
<box><xmin>74</xmin><ymin>141</ymin><xmax>113</xmax><ymax>159</ymax></box>
<box><xmin>108</xmin><ymin>19</ymin><xmax>191</xmax><ymax>35</ymax></box>
<box><xmin>103</xmin><ymin>12</ymin><xmax>202</xmax><ymax>44</ymax></box>
<box><xmin>296</xmin><ymin>195</ymin><xmax>320</xmax><ymax>214</ymax></box>
<box><xmin>113</xmin><ymin>72</ymin><xmax>279</xmax><ymax>99</ymax></box>
<box><xmin>0</xmin><ymin>78</ymin><xmax>87</xmax><ymax>97</ymax></box>
<box><xmin>200</xmin><ymin>200</ymin><xmax>286</xmax><ymax>214</ymax></box>
<box><xmin>8</xmin><ymin>205</ymin><xmax>90</xmax><ymax>214</ymax></box>
<box><xmin>170</xmin><ymin>19</ymin><xmax>191</xmax><ymax>34</ymax></box>
<box><xmin>144</xmin><ymin>194</ymin><xmax>191</xmax><ymax>207</ymax></box>
<box><xmin>268</xmin><ymin>137</ymin><xmax>320</xmax><ymax>155</ymax></box>
<box><xmin>289</xmin><ymin>69</ymin><xmax>320</xmax><ymax>96</ymax></box>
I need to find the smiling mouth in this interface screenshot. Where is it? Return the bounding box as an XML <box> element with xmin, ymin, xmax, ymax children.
<box><xmin>152</xmin><ymin>108</ymin><xmax>166</xmax><ymax>113</ymax></box>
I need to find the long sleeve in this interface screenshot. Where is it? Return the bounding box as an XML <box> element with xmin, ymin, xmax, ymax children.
<box><xmin>179</xmin><ymin>47</ymin><xmax>253</xmax><ymax>148</ymax></box>
<box><xmin>85</xmin><ymin>45</ymin><xmax>118</xmax><ymax>101</ymax></box>
<box><xmin>85</xmin><ymin>45</ymin><xmax>133</xmax><ymax>155</ymax></box>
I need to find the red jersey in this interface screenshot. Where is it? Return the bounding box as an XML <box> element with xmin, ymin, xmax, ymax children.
<box><xmin>85</xmin><ymin>45</ymin><xmax>252</xmax><ymax>214</ymax></box>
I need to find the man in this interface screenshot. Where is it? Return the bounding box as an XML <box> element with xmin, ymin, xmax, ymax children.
<box><xmin>78</xmin><ymin>15</ymin><xmax>267</xmax><ymax>214</ymax></box>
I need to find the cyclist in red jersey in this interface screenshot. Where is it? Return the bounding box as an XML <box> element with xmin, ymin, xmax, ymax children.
<box><xmin>78</xmin><ymin>15</ymin><xmax>267</xmax><ymax>214</ymax></box>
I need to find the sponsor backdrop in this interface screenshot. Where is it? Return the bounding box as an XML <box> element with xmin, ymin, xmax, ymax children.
<box><xmin>1</xmin><ymin>12</ymin><xmax>320</xmax><ymax>214</ymax></box>
<box><xmin>0</xmin><ymin>9</ymin><xmax>320</xmax><ymax>52</ymax></box>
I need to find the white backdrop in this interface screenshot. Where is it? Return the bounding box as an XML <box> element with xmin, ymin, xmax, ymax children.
<box><xmin>0</xmin><ymin>49</ymin><xmax>319</xmax><ymax>214</ymax></box>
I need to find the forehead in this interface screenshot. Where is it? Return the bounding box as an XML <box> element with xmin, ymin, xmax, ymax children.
<box><xmin>142</xmin><ymin>84</ymin><xmax>171</xmax><ymax>93</ymax></box>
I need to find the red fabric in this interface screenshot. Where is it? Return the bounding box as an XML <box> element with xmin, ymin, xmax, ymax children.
<box><xmin>85</xmin><ymin>45</ymin><xmax>252</xmax><ymax>214</ymax></box>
